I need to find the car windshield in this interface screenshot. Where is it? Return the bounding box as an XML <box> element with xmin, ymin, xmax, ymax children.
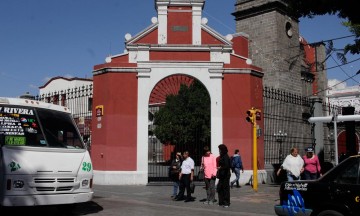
<box><xmin>0</xmin><ymin>105</ymin><xmax>84</xmax><ymax>149</ymax></box>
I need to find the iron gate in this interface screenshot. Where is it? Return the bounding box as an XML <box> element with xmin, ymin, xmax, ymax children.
<box><xmin>263</xmin><ymin>87</ymin><xmax>313</xmax><ymax>165</ymax></box>
<box><xmin>35</xmin><ymin>84</ymin><xmax>93</xmax><ymax>150</ymax></box>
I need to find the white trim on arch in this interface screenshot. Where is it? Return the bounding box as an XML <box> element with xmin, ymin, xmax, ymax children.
<box><xmin>136</xmin><ymin>62</ymin><xmax>224</xmax><ymax>177</ymax></box>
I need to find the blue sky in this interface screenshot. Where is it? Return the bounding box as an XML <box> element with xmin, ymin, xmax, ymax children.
<box><xmin>0</xmin><ymin>0</ymin><xmax>359</xmax><ymax>97</ymax></box>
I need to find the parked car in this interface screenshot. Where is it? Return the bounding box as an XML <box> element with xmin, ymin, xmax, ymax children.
<box><xmin>274</xmin><ymin>155</ymin><xmax>360</xmax><ymax>216</ymax></box>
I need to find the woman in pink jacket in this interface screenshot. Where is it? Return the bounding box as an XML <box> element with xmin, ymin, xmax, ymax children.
<box><xmin>303</xmin><ymin>147</ymin><xmax>322</xmax><ymax>180</ymax></box>
<box><xmin>201</xmin><ymin>146</ymin><xmax>218</xmax><ymax>205</ymax></box>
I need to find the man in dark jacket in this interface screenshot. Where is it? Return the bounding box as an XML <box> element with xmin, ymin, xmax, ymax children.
<box><xmin>216</xmin><ymin>144</ymin><xmax>231</xmax><ymax>208</ymax></box>
<box><xmin>169</xmin><ymin>152</ymin><xmax>182</xmax><ymax>199</ymax></box>
<box><xmin>230</xmin><ymin>149</ymin><xmax>244</xmax><ymax>188</ymax></box>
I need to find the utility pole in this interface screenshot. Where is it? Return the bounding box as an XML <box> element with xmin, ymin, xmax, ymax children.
<box><xmin>308</xmin><ymin>113</ymin><xmax>360</xmax><ymax>165</ymax></box>
<box><xmin>333</xmin><ymin>111</ymin><xmax>339</xmax><ymax>165</ymax></box>
<box><xmin>246</xmin><ymin>107</ymin><xmax>261</xmax><ymax>192</ymax></box>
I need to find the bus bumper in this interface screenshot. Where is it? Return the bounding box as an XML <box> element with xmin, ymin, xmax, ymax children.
<box><xmin>1</xmin><ymin>191</ymin><xmax>93</xmax><ymax>206</ymax></box>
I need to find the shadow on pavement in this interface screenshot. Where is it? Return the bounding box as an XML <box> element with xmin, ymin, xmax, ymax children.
<box><xmin>0</xmin><ymin>201</ymin><xmax>103</xmax><ymax>216</ymax></box>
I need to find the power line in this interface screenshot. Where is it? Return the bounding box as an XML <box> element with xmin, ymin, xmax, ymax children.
<box><xmin>255</xmin><ymin>33</ymin><xmax>355</xmax><ymax>60</ymax></box>
<box><xmin>240</xmin><ymin>32</ymin><xmax>356</xmax><ymax>58</ymax></box>
<box><xmin>307</xmin><ymin>35</ymin><xmax>356</xmax><ymax>46</ymax></box>
<box><xmin>202</xmin><ymin>10</ymin><xmax>236</xmax><ymax>34</ymax></box>
<box><xmin>329</xmin><ymin>55</ymin><xmax>360</xmax><ymax>84</ymax></box>
<box><xmin>247</xmin><ymin>34</ymin><xmax>357</xmax><ymax>74</ymax></box>
<box><xmin>237</xmin><ymin>36</ymin><xmax>360</xmax><ymax>110</ymax></box>
<box><xmin>315</xmin><ymin>70</ymin><xmax>360</xmax><ymax>95</ymax></box>
<box><xmin>326</xmin><ymin>57</ymin><xmax>360</xmax><ymax>70</ymax></box>
<box><xmin>258</xmin><ymin>70</ymin><xmax>360</xmax><ymax>111</ymax></box>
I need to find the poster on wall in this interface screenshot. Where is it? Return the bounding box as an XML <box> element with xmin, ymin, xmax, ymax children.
<box><xmin>0</xmin><ymin>106</ymin><xmax>37</xmax><ymax>145</ymax></box>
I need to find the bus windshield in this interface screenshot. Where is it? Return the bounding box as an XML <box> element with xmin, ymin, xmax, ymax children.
<box><xmin>0</xmin><ymin>105</ymin><xmax>84</xmax><ymax>149</ymax></box>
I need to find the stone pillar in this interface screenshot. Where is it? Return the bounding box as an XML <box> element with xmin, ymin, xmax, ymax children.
<box><xmin>310</xmin><ymin>96</ymin><xmax>324</xmax><ymax>161</ymax></box>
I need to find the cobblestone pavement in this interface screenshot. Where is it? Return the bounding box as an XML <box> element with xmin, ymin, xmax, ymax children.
<box><xmin>0</xmin><ymin>183</ymin><xmax>280</xmax><ymax>216</ymax></box>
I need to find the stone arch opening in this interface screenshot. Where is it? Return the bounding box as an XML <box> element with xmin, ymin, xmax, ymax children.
<box><xmin>338</xmin><ymin>130</ymin><xmax>360</xmax><ymax>159</ymax></box>
<box><xmin>147</xmin><ymin>74</ymin><xmax>211</xmax><ymax>182</ymax></box>
<box><xmin>135</xmin><ymin>62</ymin><xmax>224</xmax><ymax>185</ymax></box>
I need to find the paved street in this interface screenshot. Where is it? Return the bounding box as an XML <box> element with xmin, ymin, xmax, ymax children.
<box><xmin>0</xmin><ymin>183</ymin><xmax>280</xmax><ymax>216</ymax></box>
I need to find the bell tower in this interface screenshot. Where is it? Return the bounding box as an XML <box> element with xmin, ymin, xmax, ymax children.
<box><xmin>232</xmin><ymin>0</ymin><xmax>314</xmax><ymax>184</ymax></box>
<box><xmin>156</xmin><ymin>0</ymin><xmax>205</xmax><ymax>45</ymax></box>
<box><xmin>232</xmin><ymin>0</ymin><xmax>301</xmax><ymax>92</ymax></box>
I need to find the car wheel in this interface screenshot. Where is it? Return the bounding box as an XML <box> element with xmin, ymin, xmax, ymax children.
<box><xmin>317</xmin><ymin>210</ymin><xmax>344</xmax><ymax>216</ymax></box>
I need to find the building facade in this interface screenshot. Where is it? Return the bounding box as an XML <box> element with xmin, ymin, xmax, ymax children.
<box><xmin>91</xmin><ymin>0</ymin><xmax>265</xmax><ymax>185</ymax></box>
<box><xmin>232</xmin><ymin>0</ymin><xmax>328</xmax><ymax>182</ymax></box>
<box><xmin>38</xmin><ymin>76</ymin><xmax>93</xmax><ymax>146</ymax></box>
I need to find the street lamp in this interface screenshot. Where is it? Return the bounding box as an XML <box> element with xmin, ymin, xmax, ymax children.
<box><xmin>328</xmin><ymin>132</ymin><xmax>335</xmax><ymax>163</ymax></box>
<box><xmin>274</xmin><ymin>130</ymin><xmax>287</xmax><ymax>163</ymax></box>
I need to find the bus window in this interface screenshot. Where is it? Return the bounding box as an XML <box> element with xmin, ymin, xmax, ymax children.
<box><xmin>0</xmin><ymin>105</ymin><xmax>84</xmax><ymax>149</ymax></box>
<box><xmin>36</xmin><ymin>108</ymin><xmax>84</xmax><ymax>149</ymax></box>
<box><xmin>0</xmin><ymin>106</ymin><xmax>45</xmax><ymax>147</ymax></box>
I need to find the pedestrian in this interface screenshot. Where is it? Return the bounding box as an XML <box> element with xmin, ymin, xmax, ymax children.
<box><xmin>216</xmin><ymin>144</ymin><xmax>231</xmax><ymax>208</ymax></box>
<box><xmin>174</xmin><ymin>151</ymin><xmax>195</xmax><ymax>202</ymax></box>
<box><xmin>169</xmin><ymin>152</ymin><xmax>182</xmax><ymax>199</ymax></box>
<box><xmin>277</xmin><ymin>147</ymin><xmax>304</xmax><ymax>181</ymax></box>
<box><xmin>230</xmin><ymin>149</ymin><xmax>244</xmax><ymax>188</ymax></box>
<box><xmin>303</xmin><ymin>147</ymin><xmax>322</xmax><ymax>180</ymax></box>
<box><xmin>201</xmin><ymin>146</ymin><xmax>217</xmax><ymax>205</ymax></box>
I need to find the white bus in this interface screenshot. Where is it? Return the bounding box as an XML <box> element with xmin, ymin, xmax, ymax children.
<box><xmin>0</xmin><ymin>97</ymin><xmax>93</xmax><ymax>206</ymax></box>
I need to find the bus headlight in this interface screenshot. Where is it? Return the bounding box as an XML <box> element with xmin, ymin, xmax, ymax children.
<box><xmin>82</xmin><ymin>179</ymin><xmax>89</xmax><ymax>187</ymax></box>
<box><xmin>13</xmin><ymin>180</ymin><xmax>25</xmax><ymax>189</ymax></box>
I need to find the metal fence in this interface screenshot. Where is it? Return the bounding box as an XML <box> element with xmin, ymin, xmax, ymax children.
<box><xmin>148</xmin><ymin>106</ymin><xmax>209</xmax><ymax>182</ymax></box>
<box><xmin>263</xmin><ymin>87</ymin><xmax>314</xmax><ymax>165</ymax></box>
<box><xmin>147</xmin><ymin>135</ymin><xmax>206</xmax><ymax>182</ymax></box>
<box><xmin>33</xmin><ymin>84</ymin><xmax>337</xmax><ymax>182</ymax></box>
<box><xmin>148</xmin><ymin>87</ymin><xmax>320</xmax><ymax>182</ymax></box>
<box><xmin>35</xmin><ymin>84</ymin><xmax>93</xmax><ymax>150</ymax></box>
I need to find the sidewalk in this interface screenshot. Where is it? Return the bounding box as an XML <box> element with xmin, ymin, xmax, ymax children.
<box><xmin>0</xmin><ymin>183</ymin><xmax>280</xmax><ymax>216</ymax></box>
<box><xmin>91</xmin><ymin>183</ymin><xmax>280</xmax><ymax>216</ymax></box>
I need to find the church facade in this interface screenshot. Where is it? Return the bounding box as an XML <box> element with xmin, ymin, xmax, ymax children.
<box><xmin>233</xmin><ymin>0</ymin><xmax>329</xmax><ymax>181</ymax></box>
<box><xmin>91</xmin><ymin>0</ymin><xmax>265</xmax><ymax>185</ymax></box>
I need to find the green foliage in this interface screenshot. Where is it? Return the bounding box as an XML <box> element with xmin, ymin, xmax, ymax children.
<box><xmin>153</xmin><ymin>79</ymin><xmax>210</xmax><ymax>147</ymax></box>
<box><xmin>285</xmin><ymin>0</ymin><xmax>360</xmax><ymax>55</ymax></box>
<box><xmin>343</xmin><ymin>22</ymin><xmax>360</xmax><ymax>55</ymax></box>
<box><xmin>285</xmin><ymin>0</ymin><xmax>359</xmax><ymax>24</ymax></box>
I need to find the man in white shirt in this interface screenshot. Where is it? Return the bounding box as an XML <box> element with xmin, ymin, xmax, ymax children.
<box><xmin>175</xmin><ymin>151</ymin><xmax>194</xmax><ymax>202</ymax></box>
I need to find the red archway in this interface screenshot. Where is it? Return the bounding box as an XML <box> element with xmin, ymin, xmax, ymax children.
<box><xmin>149</xmin><ymin>74</ymin><xmax>195</xmax><ymax>163</ymax></box>
<box><xmin>149</xmin><ymin>74</ymin><xmax>194</xmax><ymax>105</ymax></box>
<box><xmin>337</xmin><ymin>131</ymin><xmax>359</xmax><ymax>156</ymax></box>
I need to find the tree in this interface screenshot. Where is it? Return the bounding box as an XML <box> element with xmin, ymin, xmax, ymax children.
<box><xmin>343</xmin><ymin>22</ymin><xmax>360</xmax><ymax>55</ymax></box>
<box><xmin>153</xmin><ymin>80</ymin><xmax>210</xmax><ymax>153</ymax></box>
<box><xmin>285</xmin><ymin>0</ymin><xmax>360</xmax><ymax>55</ymax></box>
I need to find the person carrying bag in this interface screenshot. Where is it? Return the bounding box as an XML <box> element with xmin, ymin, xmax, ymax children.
<box><xmin>198</xmin><ymin>157</ymin><xmax>205</xmax><ymax>180</ymax></box>
<box><xmin>201</xmin><ymin>146</ymin><xmax>217</xmax><ymax>205</ymax></box>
